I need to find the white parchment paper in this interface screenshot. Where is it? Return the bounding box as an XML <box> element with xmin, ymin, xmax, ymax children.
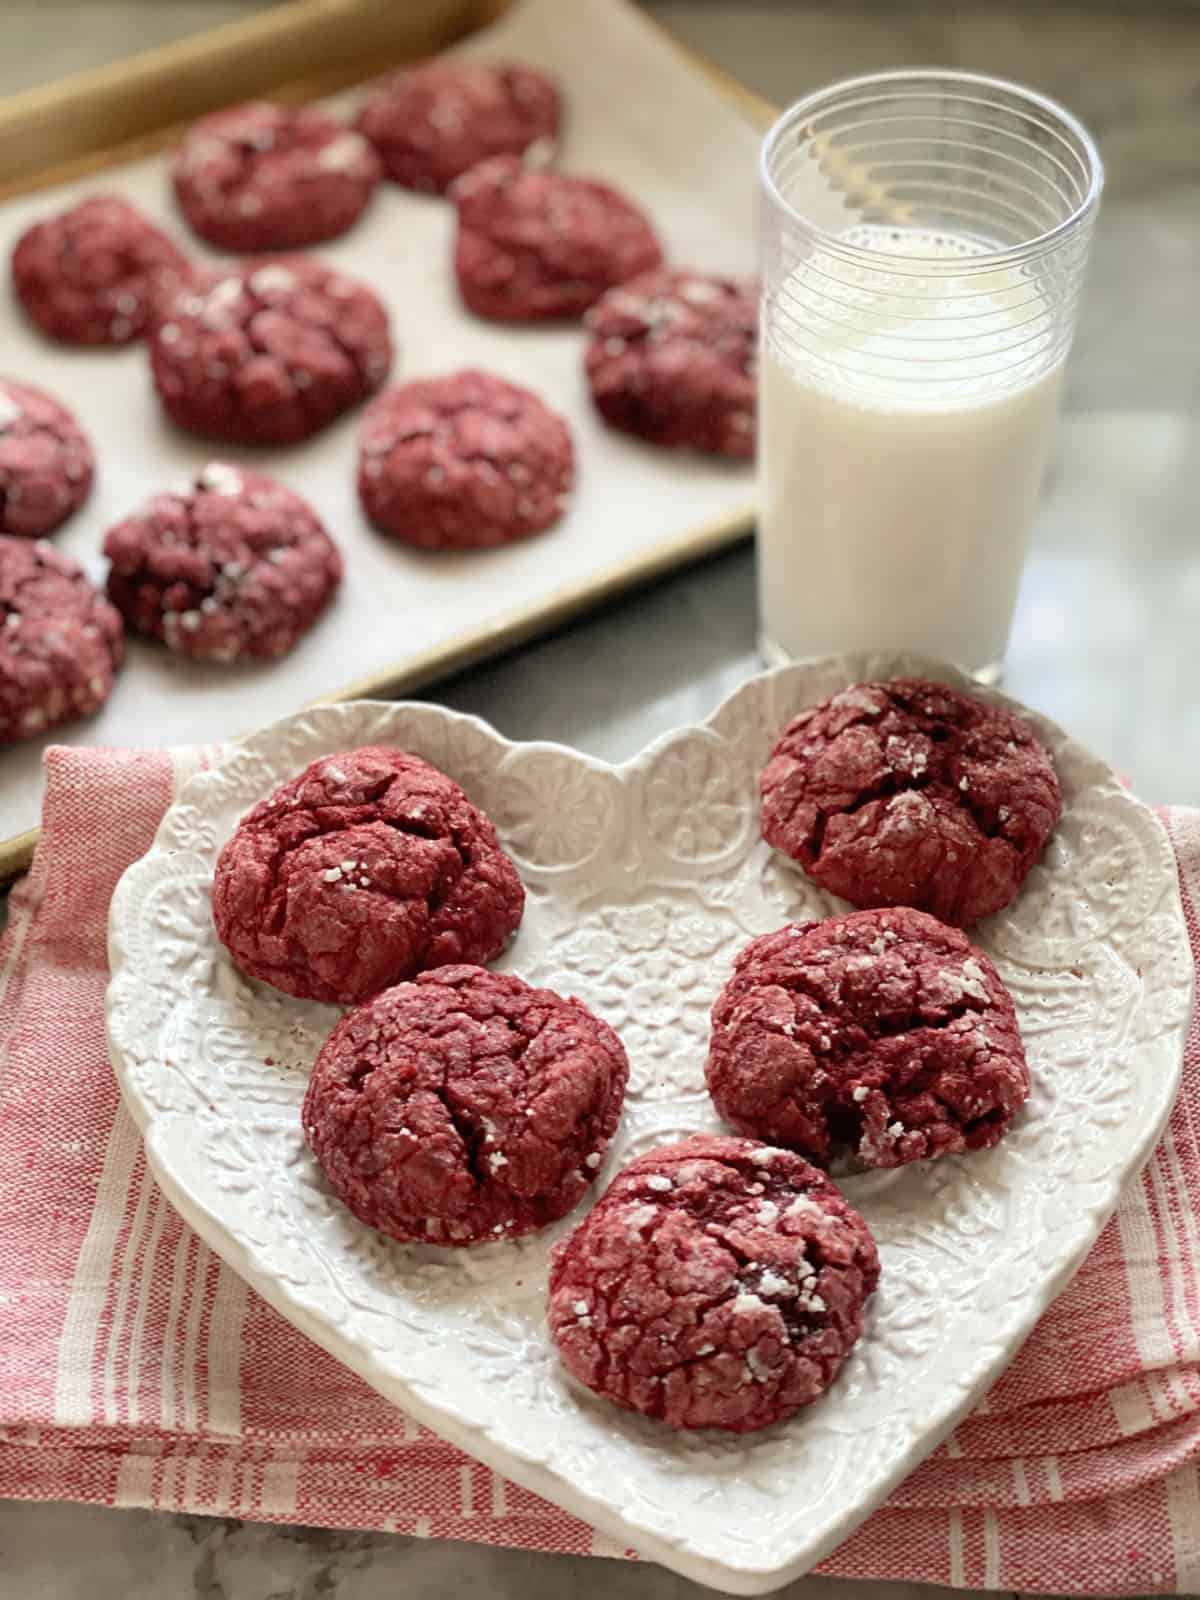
<box><xmin>0</xmin><ymin>0</ymin><xmax>760</xmax><ymax>838</ymax></box>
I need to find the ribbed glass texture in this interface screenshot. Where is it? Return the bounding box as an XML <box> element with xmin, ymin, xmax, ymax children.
<box><xmin>760</xmin><ymin>70</ymin><xmax>1102</xmax><ymax>403</ymax></box>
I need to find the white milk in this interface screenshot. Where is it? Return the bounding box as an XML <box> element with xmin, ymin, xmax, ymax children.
<box><xmin>759</xmin><ymin>225</ymin><xmax>1064</xmax><ymax>672</ymax></box>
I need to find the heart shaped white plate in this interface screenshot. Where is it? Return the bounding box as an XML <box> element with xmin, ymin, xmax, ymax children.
<box><xmin>107</xmin><ymin>655</ymin><xmax>1192</xmax><ymax>1595</ymax></box>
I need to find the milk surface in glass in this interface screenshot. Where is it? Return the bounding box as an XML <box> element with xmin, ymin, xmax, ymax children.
<box><xmin>760</xmin><ymin>224</ymin><xmax>1064</xmax><ymax>674</ymax></box>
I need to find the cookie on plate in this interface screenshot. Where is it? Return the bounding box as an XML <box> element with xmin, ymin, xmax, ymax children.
<box><xmin>149</xmin><ymin>258</ymin><xmax>392</xmax><ymax>445</ymax></box>
<box><xmin>173</xmin><ymin>102</ymin><xmax>380</xmax><ymax>252</ymax></box>
<box><xmin>584</xmin><ymin>269</ymin><xmax>757</xmax><ymax>457</ymax></box>
<box><xmin>0</xmin><ymin>379</ymin><xmax>94</xmax><ymax>539</ymax></box>
<box><xmin>303</xmin><ymin>965</ymin><xmax>628</xmax><ymax>1246</ymax></box>
<box><xmin>0</xmin><ymin>536</ymin><xmax>124</xmax><ymax>743</ymax></box>
<box><xmin>11</xmin><ymin>194</ymin><xmax>188</xmax><ymax>346</ymax></box>
<box><xmin>759</xmin><ymin>677</ymin><xmax>1062</xmax><ymax>926</ymax></box>
<box><xmin>103</xmin><ymin>462</ymin><xmax>341</xmax><ymax>662</ymax></box>
<box><xmin>706</xmin><ymin>908</ymin><xmax>1029</xmax><ymax>1169</ymax></box>
<box><xmin>357</xmin><ymin>369</ymin><xmax>574</xmax><ymax>550</ymax></box>
<box><xmin>356</xmin><ymin>60</ymin><xmax>560</xmax><ymax>194</ymax></box>
<box><xmin>452</xmin><ymin>156</ymin><xmax>663</xmax><ymax>322</ymax></box>
<box><xmin>548</xmin><ymin>1134</ymin><xmax>879</xmax><ymax>1433</ymax></box>
<box><xmin>212</xmin><ymin>745</ymin><xmax>525</xmax><ymax>1004</ymax></box>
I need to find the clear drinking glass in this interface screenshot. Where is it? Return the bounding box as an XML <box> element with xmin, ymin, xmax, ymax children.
<box><xmin>758</xmin><ymin>70</ymin><xmax>1102</xmax><ymax>679</ymax></box>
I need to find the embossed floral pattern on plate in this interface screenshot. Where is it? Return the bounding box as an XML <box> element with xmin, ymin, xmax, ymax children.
<box><xmin>106</xmin><ymin>657</ymin><xmax>1192</xmax><ymax>1595</ymax></box>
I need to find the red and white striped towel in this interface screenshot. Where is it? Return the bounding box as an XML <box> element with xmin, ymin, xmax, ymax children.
<box><xmin>3</xmin><ymin>744</ymin><xmax>1200</xmax><ymax>1593</ymax></box>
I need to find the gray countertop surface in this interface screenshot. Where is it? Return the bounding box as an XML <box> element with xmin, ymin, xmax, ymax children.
<box><xmin>2</xmin><ymin>3</ymin><xmax>1198</xmax><ymax>1597</ymax></box>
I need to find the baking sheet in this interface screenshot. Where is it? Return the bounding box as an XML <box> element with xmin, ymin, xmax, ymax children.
<box><xmin>0</xmin><ymin>0</ymin><xmax>759</xmax><ymax>839</ymax></box>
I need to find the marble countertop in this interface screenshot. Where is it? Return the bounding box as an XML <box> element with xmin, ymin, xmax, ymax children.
<box><xmin>3</xmin><ymin>3</ymin><xmax>1199</xmax><ymax>1597</ymax></box>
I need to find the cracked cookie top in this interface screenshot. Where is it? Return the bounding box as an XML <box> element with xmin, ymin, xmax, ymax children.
<box><xmin>759</xmin><ymin>677</ymin><xmax>1062</xmax><ymax>927</ymax></box>
<box><xmin>103</xmin><ymin>462</ymin><xmax>341</xmax><ymax>662</ymax></box>
<box><xmin>173</xmin><ymin>102</ymin><xmax>379</xmax><ymax>253</ymax></box>
<box><xmin>0</xmin><ymin>535</ymin><xmax>123</xmax><ymax>743</ymax></box>
<box><xmin>706</xmin><ymin>908</ymin><xmax>1029</xmax><ymax>1169</ymax></box>
<box><xmin>0</xmin><ymin>379</ymin><xmax>95</xmax><ymax>538</ymax></box>
<box><xmin>452</xmin><ymin>156</ymin><xmax>663</xmax><ymax>323</ymax></box>
<box><xmin>12</xmin><ymin>194</ymin><xmax>188</xmax><ymax>345</ymax></box>
<box><xmin>356</xmin><ymin>61</ymin><xmax>561</xmax><ymax>195</ymax></box>
<box><xmin>303</xmin><ymin>964</ymin><xmax>628</xmax><ymax>1245</ymax></box>
<box><xmin>149</xmin><ymin>258</ymin><xmax>392</xmax><ymax>446</ymax></box>
<box><xmin>584</xmin><ymin>268</ymin><xmax>757</xmax><ymax>459</ymax></box>
<box><xmin>357</xmin><ymin>369</ymin><xmax>574</xmax><ymax>550</ymax></box>
<box><xmin>212</xmin><ymin>746</ymin><xmax>525</xmax><ymax>1004</ymax></box>
<box><xmin>548</xmin><ymin>1133</ymin><xmax>878</xmax><ymax>1432</ymax></box>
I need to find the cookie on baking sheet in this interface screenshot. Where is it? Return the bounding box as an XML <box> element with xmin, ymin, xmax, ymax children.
<box><xmin>0</xmin><ymin>379</ymin><xmax>94</xmax><ymax>539</ymax></box>
<box><xmin>302</xmin><ymin>965</ymin><xmax>628</xmax><ymax>1246</ymax></box>
<box><xmin>0</xmin><ymin>536</ymin><xmax>123</xmax><ymax>744</ymax></box>
<box><xmin>357</xmin><ymin>369</ymin><xmax>574</xmax><ymax>550</ymax></box>
<box><xmin>173</xmin><ymin>102</ymin><xmax>380</xmax><ymax>253</ymax></box>
<box><xmin>706</xmin><ymin>909</ymin><xmax>1029</xmax><ymax>1170</ymax></box>
<box><xmin>11</xmin><ymin>194</ymin><xmax>188</xmax><ymax>346</ymax></box>
<box><xmin>452</xmin><ymin>156</ymin><xmax>663</xmax><ymax>322</ymax></box>
<box><xmin>103</xmin><ymin>462</ymin><xmax>341</xmax><ymax>663</ymax></box>
<box><xmin>547</xmin><ymin>1134</ymin><xmax>879</xmax><ymax>1433</ymax></box>
<box><xmin>584</xmin><ymin>268</ymin><xmax>757</xmax><ymax>458</ymax></box>
<box><xmin>211</xmin><ymin>745</ymin><xmax>525</xmax><ymax>1005</ymax></box>
<box><xmin>759</xmin><ymin>677</ymin><xmax>1063</xmax><ymax>927</ymax></box>
<box><xmin>356</xmin><ymin>60</ymin><xmax>560</xmax><ymax>194</ymax></box>
<box><xmin>149</xmin><ymin>258</ymin><xmax>392</xmax><ymax>446</ymax></box>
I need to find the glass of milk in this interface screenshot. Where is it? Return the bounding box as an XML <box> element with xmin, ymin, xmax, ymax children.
<box><xmin>758</xmin><ymin>70</ymin><xmax>1102</xmax><ymax>679</ymax></box>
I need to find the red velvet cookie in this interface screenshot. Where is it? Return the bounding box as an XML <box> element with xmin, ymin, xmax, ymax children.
<box><xmin>0</xmin><ymin>536</ymin><xmax>123</xmax><ymax>743</ymax></box>
<box><xmin>760</xmin><ymin>677</ymin><xmax>1062</xmax><ymax>926</ymax></box>
<box><xmin>585</xmin><ymin>269</ymin><xmax>757</xmax><ymax>457</ymax></box>
<box><xmin>173</xmin><ymin>102</ymin><xmax>380</xmax><ymax>252</ymax></box>
<box><xmin>212</xmin><ymin>746</ymin><xmax>525</xmax><ymax>1004</ymax></box>
<box><xmin>453</xmin><ymin>156</ymin><xmax>663</xmax><ymax>322</ymax></box>
<box><xmin>357</xmin><ymin>369</ymin><xmax>574</xmax><ymax>550</ymax></box>
<box><xmin>303</xmin><ymin>965</ymin><xmax>628</xmax><ymax>1246</ymax></box>
<box><xmin>0</xmin><ymin>380</ymin><xmax>94</xmax><ymax>538</ymax></box>
<box><xmin>706</xmin><ymin>909</ymin><xmax>1029</xmax><ymax>1169</ymax></box>
<box><xmin>356</xmin><ymin>60</ymin><xmax>560</xmax><ymax>195</ymax></box>
<box><xmin>548</xmin><ymin>1134</ymin><xmax>879</xmax><ymax>1433</ymax></box>
<box><xmin>103</xmin><ymin>462</ymin><xmax>341</xmax><ymax>662</ymax></box>
<box><xmin>11</xmin><ymin>194</ymin><xmax>188</xmax><ymax>346</ymax></box>
<box><xmin>149</xmin><ymin>258</ymin><xmax>392</xmax><ymax>446</ymax></box>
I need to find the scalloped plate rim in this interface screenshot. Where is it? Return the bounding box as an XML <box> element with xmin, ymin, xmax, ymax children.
<box><xmin>105</xmin><ymin>653</ymin><xmax>1192</xmax><ymax>1594</ymax></box>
